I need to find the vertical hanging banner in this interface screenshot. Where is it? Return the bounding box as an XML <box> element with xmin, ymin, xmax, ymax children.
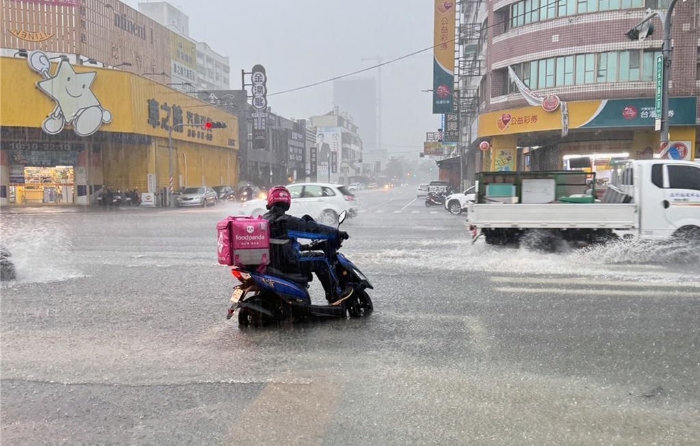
<box><xmin>433</xmin><ymin>0</ymin><xmax>456</xmax><ymax>114</ymax></box>
<box><xmin>250</xmin><ymin>64</ymin><xmax>268</xmax><ymax>149</ymax></box>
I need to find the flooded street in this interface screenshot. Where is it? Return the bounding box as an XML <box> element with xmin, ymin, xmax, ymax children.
<box><xmin>2</xmin><ymin>188</ymin><xmax>700</xmax><ymax>445</ymax></box>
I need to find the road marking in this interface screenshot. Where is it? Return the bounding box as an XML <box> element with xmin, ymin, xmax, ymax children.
<box><xmin>364</xmin><ymin>197</ymin><xmax>397</xmax><ymax>211</ymax></box>
<box><xmin>393</xmin><ymin>210</ymin><xmax>402</xmax><ymax>214</ymax></box>
<box><xmin>376</xmin><ymin>210</ymin><xmax>384</xmax><ymax>214</ymax></box>
<box><xmin>228</xmin><ymin>376</ymin><xmax>341</xmax><ymax>445</ymax></box>
<box><xmin>399</xmin><ymin>198</ymin><xmax>417</xmax><ymax>212</ymax></box>
<box><xmin>490</xmin><ymin>276</ymin><xmax>700</xmax><ymax>289</ymax></box>
<box><xmin>411</xmin><ymin>211</ymin><xmax>419</xmax><ymax>214</ymax></box>
<box><xmin>465</xmin><ymin>316</ymin><xmax>491</xmax><ymax>355</ymax></box>
<box><xmin>430</xmin><ymin>211</ymin><xmax>438</xmax><ymax>214</ymax></box>
<box><xmin>494</xmin><ymin>287</ymin><xmax>700</xmax><ymax>298</ymax></box>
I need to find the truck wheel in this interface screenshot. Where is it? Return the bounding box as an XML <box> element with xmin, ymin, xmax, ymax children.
<box><xmin>674</xmin><ymin>226</ymin><xmax>700</xmax><ymax>242</ymax></box>
<box><xmin>522</xmin><ymin>230</ymin><xmax>563</xmax><ymax>253</ymax></box>
<box><xmin>448</xmin><ymin>201</ymin><xmax>462</xmax><ymax>215</ymax></box>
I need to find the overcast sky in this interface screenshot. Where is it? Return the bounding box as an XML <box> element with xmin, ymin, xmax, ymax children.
<box><xmin>126</xmin><ymin>0</ymin><xmax>440</xmax><ymax>156</ymax></box>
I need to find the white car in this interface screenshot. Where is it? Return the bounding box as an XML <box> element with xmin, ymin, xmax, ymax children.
<box><xmin>416</xmin><ymin>184</ymin><xmax>429</xmax><ymax>197</ymax></box>
<box><xmin>239</xmin><ymin>183</ymin><xmax>359</xmax><ymax>224</ymax></box>
<box><xmin>444</xmin><ymin>185</ymin><xmax>477</xmax><ymax>215</ymax></box>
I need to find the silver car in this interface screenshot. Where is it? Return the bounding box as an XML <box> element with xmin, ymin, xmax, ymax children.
<box><xmin>176</xmin><ymin>187</ymin><xmax>218</xmax><ymax>207</ymax></box>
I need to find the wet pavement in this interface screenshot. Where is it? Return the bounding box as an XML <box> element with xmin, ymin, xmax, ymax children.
<box><xmin>2</xmin><ymin>187</ymin><xmax>700</xmax><ymax>445</ymax></box>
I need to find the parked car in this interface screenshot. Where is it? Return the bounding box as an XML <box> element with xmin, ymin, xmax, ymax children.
<box><xmin>213</xmin><ymin>185</ymin><xmax>236</xmax><ymax>201</ymax></box>
<box><xmin>348</xmin><ymin>182</ymin><xmax>365</xmax><ymax>191</ymax></box>
<box><xmin>428</xmin><ymin>180</ymin><xmax>451</xmax><ymax>194</ymax></box>
<box><xmin>416</xmin><ymin>184</ymin><xmax>429</xmax><ymax>198</ymax></box>
<box><xmin>366</xmin><ymin>182</ymin><xmax>379</xmax><ymax>190</ymax></box>
<box><xmin>444</xmin><ymin>185</ymin><xmax>477</xmax><ymax>215</ymax></box>
<box><xmin>176</xmin><ymin>187</ymin><xmax>218</xmax><ymax>207</ymax></box>
<box><xmin>240</xmin><ymin>183</ymin><xmax>359</xmax><ymax>224</ymax></box>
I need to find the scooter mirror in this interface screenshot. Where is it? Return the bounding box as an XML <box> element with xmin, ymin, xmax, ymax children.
<box><xmin>338</xmin><ymin>210</ymin><xmax>347</xmax><ymax>225</ymax></box>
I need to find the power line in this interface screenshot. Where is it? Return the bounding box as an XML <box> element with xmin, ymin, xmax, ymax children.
<box><xmin>267</xmin><ymin>4</ymin><xmax>669</xmax><ymax>98</ymax></box>
<box><xmin>267</xmin><ymin>40</ymin><xmax>456</xmax><ymax>97</ymax></box>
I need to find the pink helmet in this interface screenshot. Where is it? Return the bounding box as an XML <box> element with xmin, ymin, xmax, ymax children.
<box><xmin>266</xmin><ymin>185</ymin><xmax>292</xmax><ymax>210</ymax></box>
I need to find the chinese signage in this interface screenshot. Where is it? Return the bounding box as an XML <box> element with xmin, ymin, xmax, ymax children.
<box><xmin>655</xmin><ymin>55</ymin><xmax>663</xmax><ymax>127</ymax></box>
<box><xmin>426</xmin><ymin>131</ymin><xmax>441</xmax><ymax>142</ymax></box>
<box><xmin>443</xmin><ymin>112</ymin><xmax>459</xmax><ymax>143</ymax></box>
<box><xmin>170</xmin><ymin>33</ymin><xmax>197</xmax><ymax>91</ymax></box>
<box><xmin>423</xmin><ymin>142</ymin><xmax>445</xmax><ymax>156</ymax></box>
<box><xmin>310</xmin><ymin>146</ymin><xmax>317</xmax><ymax>175</ymax></box>
<box><xmin>478</xmin><ymin>97</ymin><xmax>697</xmax><ymax>138</ymax></box>
<box><xmin>250</xmin><ymin>64</ymin><xmax>268</xmax><ymax>149</ymax></box>
<box><xmin>331</xmin><ymin>151</ymin><xmax>338</xmax><ymax>174</ymax></box>
<box><xmin>9</xmin><ymin>150</ymin><xmax>78</xmax><ymax>167</ymax></box>
<box><xmin>580</xmin><ymin>97</ymin><xmax>697</xmax><ymax>129</ymax></box>
<box><xmin>288</xmin><ymin>146</ymin><xmax>304</xmax><ymax>164</ymax></box>
<box><xmin>432</xmin><ymin>0</ymin><xmax>455</xmax><ymax>114</ymax></box>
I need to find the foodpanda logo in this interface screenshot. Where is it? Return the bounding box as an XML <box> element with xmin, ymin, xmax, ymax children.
<box><xmin>246</xmin><ymin>225</ymin><xmax>254</xmax><ymax>234</ymax></box>
<box><xmin>217</xmin><ymin>232</ymin><xmax>224</xmax><ymax>253</ymax></box>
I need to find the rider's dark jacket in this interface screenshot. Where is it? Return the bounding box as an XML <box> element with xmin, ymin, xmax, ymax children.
<box><xmin>262</xmin><ymin>205</ymin><xmax>339</xmax><ymax>273</ymax></box>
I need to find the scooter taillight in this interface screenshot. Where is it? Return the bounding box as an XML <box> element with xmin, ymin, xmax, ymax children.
<box><xmin>231</xmin><ymin>268</ymin><xmax>251</xmax><ymax>283</ymax></box>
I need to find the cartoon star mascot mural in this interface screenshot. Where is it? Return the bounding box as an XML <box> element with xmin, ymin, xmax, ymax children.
<box><xmin>28</xmin><ymin>51</ymin><xmax>112</xmax><ymax>137</ymax></box>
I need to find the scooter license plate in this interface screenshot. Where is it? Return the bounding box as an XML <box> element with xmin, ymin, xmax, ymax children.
<box><xmin>231</xmin><ymin>288</ymin><xmax>245</xmax><ymax>304</ymax></box>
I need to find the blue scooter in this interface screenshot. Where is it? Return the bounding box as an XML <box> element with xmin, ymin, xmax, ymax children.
<box><xmin>226</xmin><ymin>211</ymin><xmax>374</xmax><ymax>326</ymax></box>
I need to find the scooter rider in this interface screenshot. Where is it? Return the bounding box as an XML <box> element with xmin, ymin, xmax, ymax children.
<box><xmin>262</xmin><ymin>185</ymin><xmax>353</xmax><ymax>304</ymax></box>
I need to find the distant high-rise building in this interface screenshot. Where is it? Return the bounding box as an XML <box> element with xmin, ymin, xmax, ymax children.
<box><xmin>333</xmin><ymin>78</ymin><xmax>385</xmax><ymax>172</ymax></box>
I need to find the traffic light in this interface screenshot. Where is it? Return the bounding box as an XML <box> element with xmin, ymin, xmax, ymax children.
<box><xmin>204</xmin><ymin>121</ymin><xmax>227</xmax><ymax>129</ymax></box>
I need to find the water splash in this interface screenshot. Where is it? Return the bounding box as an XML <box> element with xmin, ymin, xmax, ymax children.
<box><xmin>0</xmin><ymin>220</ymin><xmax>83</xmax><ymax>285</ymax></box>
<box><xmin>349</xmin><ymin>236</ymin><xmax>700</xmax><ymax>284</ymax></box>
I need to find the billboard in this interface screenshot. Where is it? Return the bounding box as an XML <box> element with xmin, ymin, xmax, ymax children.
<box><xmin>433</xmin><ymin>0</ymin><xmax>456</xmax><ymax>114</ymax></box>
<box><xmin>316</xmin><ymin>127</ymin><xmax>341</xmax><ymax>180</ymax></box>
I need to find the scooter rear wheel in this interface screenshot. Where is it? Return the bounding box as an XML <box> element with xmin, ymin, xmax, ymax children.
<box><xmin>238</xmin><ymin>295</ymin><xmax>283</xmax><ymax>327</ymax></box>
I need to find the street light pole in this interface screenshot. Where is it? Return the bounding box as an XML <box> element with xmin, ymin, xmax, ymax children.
<box><xmin>627</xmin><ymin>1</ymin><xmax>681</xmax><ymax>150</ymax></box>
<box><xmin>659</xmin><ymin>0</ymin><xmax>679</xmax><ymax>150</ymax></box>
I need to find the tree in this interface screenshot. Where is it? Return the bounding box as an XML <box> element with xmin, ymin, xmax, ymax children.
<box><xmin>384</xmin><ymin>157</ymin><xmax>403</xmax><ymax>180</ymax></box>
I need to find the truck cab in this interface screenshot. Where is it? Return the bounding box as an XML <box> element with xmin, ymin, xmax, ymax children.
<box><xmin>617</xmin><ymin>160</ymin><xmax>700</xmax><ymax>239</ymax></box>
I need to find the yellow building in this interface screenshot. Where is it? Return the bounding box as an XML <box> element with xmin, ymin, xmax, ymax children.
<box><xmin>0</xmin><ymin>54</ymin><xmax>238</xmax><ymax>205</ymax></box>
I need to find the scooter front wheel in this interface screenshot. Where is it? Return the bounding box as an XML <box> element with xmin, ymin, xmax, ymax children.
<box><xmin>348</xmin><ymin>290</ymin><xmax>373</xmax><ymax>318</ymax></box>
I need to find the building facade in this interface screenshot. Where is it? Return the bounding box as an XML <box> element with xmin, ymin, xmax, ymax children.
<box><xmin>451</xmin><ymin>0</ymin><xmax>699</xmax><ymax>185</ymax></box>
<box><xmin>310</xmin><ymin>110</ymin><xmax>364</xmax><ymax>184</ymax></box>
<box><xmin>0</xmin><ymin>56</ymin><xmax>239</xmax><ymax>206</ymax></box>
<box><xmin>196</xmin><ymin>42</ymin><xmax>230</xmax><ymax>91</ymax></box>
<box><xmin>138</xmin><ymin>1</ymin><xmax>190</xmax><ymax>36</ymax></box>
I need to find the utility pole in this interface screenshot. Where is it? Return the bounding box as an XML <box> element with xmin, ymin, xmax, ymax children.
<box><xmin>168</xmin><ymin>121</ymin><xmax>227</xmax><ymax>207</ymax></box>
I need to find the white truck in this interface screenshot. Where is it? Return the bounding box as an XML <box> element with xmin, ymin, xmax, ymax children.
<box><xmin>468</xmin><ymin>160</ymin><xmax>700</xmax><ymax>248</ymax></box>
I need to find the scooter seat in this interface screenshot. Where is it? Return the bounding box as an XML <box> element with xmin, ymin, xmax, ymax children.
<box><xmin>266</xmin><ymin>267</ymin><xmax>310</xmax><ymax>286</ymax></box>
